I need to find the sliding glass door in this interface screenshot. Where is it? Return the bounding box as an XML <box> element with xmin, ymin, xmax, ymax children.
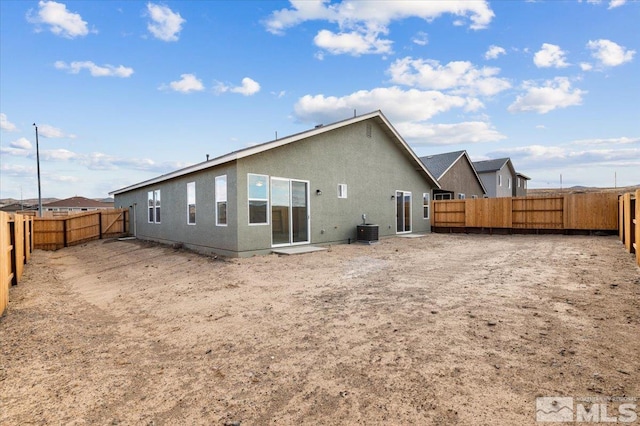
<box><xmin>271</xmin><ymin>178</ymin><xmax>310</xmax><ymax>246</ymax></box>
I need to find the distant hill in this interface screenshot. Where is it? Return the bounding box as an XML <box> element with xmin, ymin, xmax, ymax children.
<box><xmin>528</xmin><ymin>185</ymin><xmax>640</xmax><ymax>197</ymax></box>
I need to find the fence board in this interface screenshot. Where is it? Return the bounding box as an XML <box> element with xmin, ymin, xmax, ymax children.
<box><xmin>433</xmin><ymin>194</ymin><xmax>619</xmax><ymax>232</ymax></box>
<box><xmin>432</xmin><ymin>200</ymin><xmax>465</xmax><ymax>227</ymax></box>
<box><xmin>1</xmin><ymin>212</ymin><xmax>33</xmax><ymax>316</ymax></box>
<box><xmin>512</xmin><ymin>197</ymin><xmax>563</xmax><ymax>229</ymax></box>
<box><xmin>465</xmin><ymin>198</ymin><xmax>512</xmax><ymax>228</ymax></box>
<box><xmin>33</xmin><ymin>209</ymin><xmax>129</xmax><ymax>250</ymax></box>
<box><xmin>563</xmin><ymin>193</ymin><xmax>619</xmax><ymax>230</ymax></box>
<box><xmin>636</xmin><ymin>190</ymin><xmax>640</xmax><ymax>267</ymax></box>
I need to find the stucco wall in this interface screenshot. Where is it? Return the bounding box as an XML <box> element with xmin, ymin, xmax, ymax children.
<box><xmin>233</xmin><ymin>119</ymin><xmax>433</xmax><ymax>255</ymax></box>
<box><xmin>114</xmin><ymin>117</ymin><xmax>434</xmax><ymax>257</ymax></box>
<box><xmin>114</xmin><ymin>163</ymin><xmax>239</xmax><ymax>256</ymax></box>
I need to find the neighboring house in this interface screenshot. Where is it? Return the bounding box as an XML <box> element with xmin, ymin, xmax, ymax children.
<box><xmin>111</xmin><ymin>111</ymin><xmax>440</xmax><ymax>258</ymax></box>
<box><xmin>473</xmin><ymin>158</ymin><xmax>529</xmax><ymax>198</ymax></box>
<box><xmin>515</xmin><ymin>172</ymin><xmax>531</xmax><ymax>197</ymax></box>
<box><xmin>0</xmin><ymin>203</ymin><xmax>37</xmax><ymax>213</ymax></box>
<box><xmin>43</xmin><ymin>196</ymin><xmax>114</xmax><ymax>212</ymax></box>
<box><xmin>420</xmin><ymin>150</ymin><xmax>486</xmax><ymax>200</ymax></box>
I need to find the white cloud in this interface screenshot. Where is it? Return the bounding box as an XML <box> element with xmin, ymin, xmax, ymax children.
<box><xmin>487</xmin><ymin>137</ymin><xmax>640</xmax><ymax>170</ymax></box>
<box><xmin>54</xmin><ymin>60</ymin><xmax>134</xmax><ymax>77</ymax></box>
<box><xmin>293</xmin><ymin>86</ymin><xmax>474</xmax><ymax>127</ymax></box>
<box><xmin>570</xmin><ymin>136</ymin><xmax>639</xmax><ymax>146</ymax></box>
<box><xmin>580</xmin><ymin>62</ymin><xmax>593</xmax><ymax>71</ymax></box>
<box><xmin>40</xmin><ymin>148</ymin><xmax>78</xmax><ymax>161</ymax></box>
<box><xmin>587</xmin><ymin>39</ymin><xmax>635</xmax><ymax>67</ymax></box>
<box><xmin>608</xmin><ymin>0</ymin><xmax>626</xmax><ymax>8</ymax></box>
<box><xmin>313</xmin><ymin>29</ymin><xmax>392</xmax><ymax>56</ymax></box>
<box><xmin>215</xmin><ymin>77</ymin><xmax>261</xmax><ymax>96</ymax></box>
<box><xmin>412</xmin><ymin>31</ymin><xmax>428</xmax><ymax>46</ymax></box>
<box><xmin>10</xmin><ymin>137</ymin><xmax>32</xmax><ymax>150</ymax></box>
<box><xmin>0</xmin><ymin>163</ymin><xmax>35</xmax><ymax>177</ymax></box>
<box><xmin>485</xmin><ymin>45</ymin><xmax>506</xmax><ymax>60</ymax></box>
<box><xmin>264</xmin><ymin>1</ymin><xmax>494</xmax><ymax>56</ymax></box>
<box><xmin>388</xmin><ymin>57</ymin><xmax>511</xmax><ymax>96</ymax></box>
<box><xmin>533</xmin><ymin>43</ymin><xmax>569</xmax><ymax>68</ymax></box>
<box><xmin>36</xmin><ymin>124</ymin><xmax>75</xmax><ymax>138</ymax></box>
<box><xmin>26</xmin><ymin>1</ymin><xmax>91</xmax><ymax>38</ymax></box>
<box><xmin>161</xmin><ymin>74</ymin><xmax>204</xmax><ymax>93</ymax></box>
<box><xmin>1</xmin><ymin>113</ymin><xmax>17</xmax><ymax>131</ymax></box>
<box><xmin>397</xmin><ymin>121</ymin><xmax>506</xmax><ymax>144</ymax></box>
<box><xmin>146</xmin><ymin>3</ymin><xmax>185</xmax><ymax>42</ymax></box>
<box><xmin>508</xmin><ymin>77</ymin><xmax>586</xmax><ymax>114</ymax></box>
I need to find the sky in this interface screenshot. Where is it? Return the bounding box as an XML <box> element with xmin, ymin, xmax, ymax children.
<box><xmin>1</xmin><ymin>0</ymin><xmax>638</xmax><ymax>200</ymax></box>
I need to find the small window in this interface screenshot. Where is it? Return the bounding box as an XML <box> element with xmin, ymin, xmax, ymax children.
<box><xmin>148</xmin><ymin>190</ymin><xmax>161</xmax><ymax>223</ymax></box>
<box><xmin>423</xmin><ymin>193</ymin><xmax>430</xmax><ymax>219</ymax></box>
<box><xmin>498</xmin><ymin>175</ymin><xmax>502</xmax><ymax>187</ymax></box>
<box><xmin>517</xmin><ymin>177</ymin><xmax>521</xmax><ymax>188</ymax></box>
<box><xmin>338</xmin><ymin>184</ymin><xmax>347</xmax><ymax>199</ymax></box>
<box><xmin>248</xmin><ymin>174</ymin><xmax>268</xmax><ymax>225</ymax></box>
<box><xmin>472</xmin><ymin>195</ymin><xmax>478</xmax><ymax>199</ymax></box>
<box><xmin>187</xmin><ymin>182</ymin><xmax>196</xmax><ymax>225</ymax></box>
<box><xmin>458</xmin><ymin>193</ymin><xmax>466</xmax><ymax>200</ymax></box>
<box><xmin>215</xmin><ymin>175</ymin><xmax>227</xmax><ymax>226</ymax></box>
<box><xmin>508</xmin><ymin>178</ymin><xmax>512</xmax><ymax>189</ymax></box>
<box><xmin>524</xmin><ymin>180</ymin><xmax>527</xmax><ymax>189</ymax></box>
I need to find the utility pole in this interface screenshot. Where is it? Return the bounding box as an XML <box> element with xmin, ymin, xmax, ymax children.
<box><xmin>33</xmin><ymin>123</ymin><xmax>42</xmax><ymax>217</ymax></box>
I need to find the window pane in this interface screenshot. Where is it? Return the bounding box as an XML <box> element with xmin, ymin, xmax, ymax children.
<box><xmin>149</xmin><ymin>206</ymin><xmax>154</xmax><ymax>223</ymax></box>
<box><xmin>249</xmin><ymin>200</ymin><xmax>267</xmax><ymax>224</ymax></box>
<box><xmin>217</xmin><ymin>202</ymin><xmax>227</xmax><ymax>225</ymax></box>
<box><xmin>424</xmin><ymin>206</ymin><xmax>429</xmax><ymax>219</ymax></box>
<box><xmin>155</xmin><ymin>207</ymin><xmax>161</xmax><ymax>223</ymax></box>
<box><xmin>248</xmin><ymin>174</ymin><xmax>268</xmax><ymax>200</ymax></box>
<box><xmin>188</xmin><ymin>204</ymin><xmax>196</xmax><ymax>224</ymax></box>
<box><xmin>187</xmin><ymin>182</ymin><xmax>195</xmax><ymax>204</ymax></box>
<box><xmin>271</xmin><ymin>179</ymin><xmax>290</xmax><ymax>206</ymax></box>
<box><xmin>215</xmin><ymin>175</ymin><xmax>227</xmax><ymax>202</ymax></box>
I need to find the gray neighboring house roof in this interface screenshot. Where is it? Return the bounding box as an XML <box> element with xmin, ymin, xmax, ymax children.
<box><xmin>111</xmin><ymin>110</ymin><xmax>441</xmax><ymax>195</ymax></box>
<box><xmin>420</xmin><ymin>150</ymin><xmax>487</xmax><ymax>194</ymax></box>
<box><xmin>473</xmin><ymin>158</ymin><xmax>512</xmax><ymax>173</ymax></box>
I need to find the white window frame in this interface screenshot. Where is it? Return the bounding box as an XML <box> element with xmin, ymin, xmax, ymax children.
<box><xmin>458</xmin><ymin>193</ymin><xmax>466</xmax><ymax>200</ymax></box>
<box><xmin>518</xmin><ymin>177</ymin><xmax>521</xmax><ymax>188</ymax></box>
<box><xmin>215</xmin><ymin>175</ymin><xmax>227</xmax><ymax>226</ymax></box>
<box><xmin>148</xmin><ymin>190</ymin><xmax>161</xmax><ymax>224</ymax></box>
<box><xmin>422</xmin><ymin>192</ymin><xmax>430</xmax><ymax>220</ymax></box>
<box><xmin>187</xmin><ymin>182</ymin><xmax>196</xmax><ymax>225</ymax></box>
<box><xmin>472</xmin><ymin>195</ymin><xmax>478</xmax><ymax>199</ymax></box>
<box><xmin>508</xmin><ymin>178</ymin><xmax>512</xmax><ymax>189</ymax></box>
<box><xmin>498</xmin><ymin>174</ymin><xmax>502</xmax><ymax>187</ymax></box>
<box><xmin>248</xmin><ymin>173</ymin><xmax>269</xmax><ymax>225</ymax></box>
<box><xmin>337</xmin><ymin>184</ymin><xmax>347</xmax><ymax>199</ymax></box>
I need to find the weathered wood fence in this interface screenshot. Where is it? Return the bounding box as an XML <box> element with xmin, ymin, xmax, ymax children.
<box><xmin>33</xmin><ymin>209</ymin><xmax>129</xmax><ymax>250</ymax></box>
<box><xmin>432</xmin><ymin>193</ymin><xmax>619</xmax><ymax>232</ymax></box>
<box><xmin>619</xmin><ymin>190</ymin><xmax>639</xmax><ymax>267</ymax></box>
<box><xmin>1</xmin><ymin>212</ymin><xmax>33</xmax><ymax>316</ymax></box>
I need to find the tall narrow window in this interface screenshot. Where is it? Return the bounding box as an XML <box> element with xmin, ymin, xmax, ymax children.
<box><xmin>508</xmin><ymin>178</ymin><xmax>512</xmax><ymax>189</ymax></box>
<box><xmin>149</xmin><ymin>190</ymin><xmax>161</xmax><ymax>223</ymax></box>
<box><xmin>154</xmin><ymin>190</ymin><xmax>161</xmax><ymax>223</ymax></box>
<box><xmin>215</xmin><ymin>175</ymin><xmax>227</xmax><ymax>226</ymax></box>
<box><xmin>338</xmin><ymin>184</ymin><xmax>347</xmax><ymax>199</ymax></box>
<box><xmin>423</xmin><ymin>192</ymin><xmax>430</xmax><ymax>219</ymax></box>
<box><xmin>248</xmin><ymin>174</ymin><xmax>268</xmax><ymax>225</ymax></box>
<box><xmin>148</xmin><ymin>191</ymin><xmax>154</xmax><ymax>223</ymax></box>
<box><xmin>187</xmin><ymin>182</ymin><xmax>196</xmax><ymax>225</ymax></box>
<box><xmin>498</xmin><ymin>175</ymin><xmax>502</xmax><ymax>186</ymax></box>
<box><xmin>518</xmin><ymin>177</ymin><xmax>521</xmax><ymax>188</ymax></box>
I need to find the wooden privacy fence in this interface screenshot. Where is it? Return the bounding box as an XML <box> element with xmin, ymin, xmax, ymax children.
<box><xmin>1</xmin><ymin>212</ymin><xmax>33</xmax><ymax>316</ymax></box>
<box><xmin>432</xmin><ymin>193</ymin><xmax>619</xmax><ymax>232</ymax></box>
<box><xmin>619</xmin><ymin>190</ymin><xmax>640</xmax><ymax>267</ymax></box>
<box><xmin>33</xmin><ymin>209</ymin><xmax>129</xmax><ymax>250</ymax></box>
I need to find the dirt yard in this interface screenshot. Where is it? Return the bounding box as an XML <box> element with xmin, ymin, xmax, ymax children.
<box><xmin>1</xmin><ymin>234</ymin><xmax>639</xmax><ymax>425</ymax></box>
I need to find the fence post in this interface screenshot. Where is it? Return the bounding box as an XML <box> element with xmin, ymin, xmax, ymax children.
<box><xmin>63</xmin><ymin>218</ymin><xmax>68</xmax><ymax>248</ymax></box>
<box><xmin>99</xmin><ymin>211</ymin><xmax>103</xmax><ymax>240</ymax></box>
<box><xmin>9</xmin><ymin>221</ymin><xmax>17</xmax><ymax>286</ymax></box>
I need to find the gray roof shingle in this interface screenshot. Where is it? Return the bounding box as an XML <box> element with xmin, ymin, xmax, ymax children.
<box><xmin>419</xmin><ymin>150</ymin><xmax>465</xmax><ymax>180</ymax></box>
<box><xmin>473</xmin><ymin>158</ymin><xmax>510</xmax><ymax>173</ymax></box>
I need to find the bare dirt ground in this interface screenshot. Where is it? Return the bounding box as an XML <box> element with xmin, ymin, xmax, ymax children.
<box><xmin>1</xmin><ymin>234</ymin><xmax>639</xmax><ymax>425</ymax></box>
